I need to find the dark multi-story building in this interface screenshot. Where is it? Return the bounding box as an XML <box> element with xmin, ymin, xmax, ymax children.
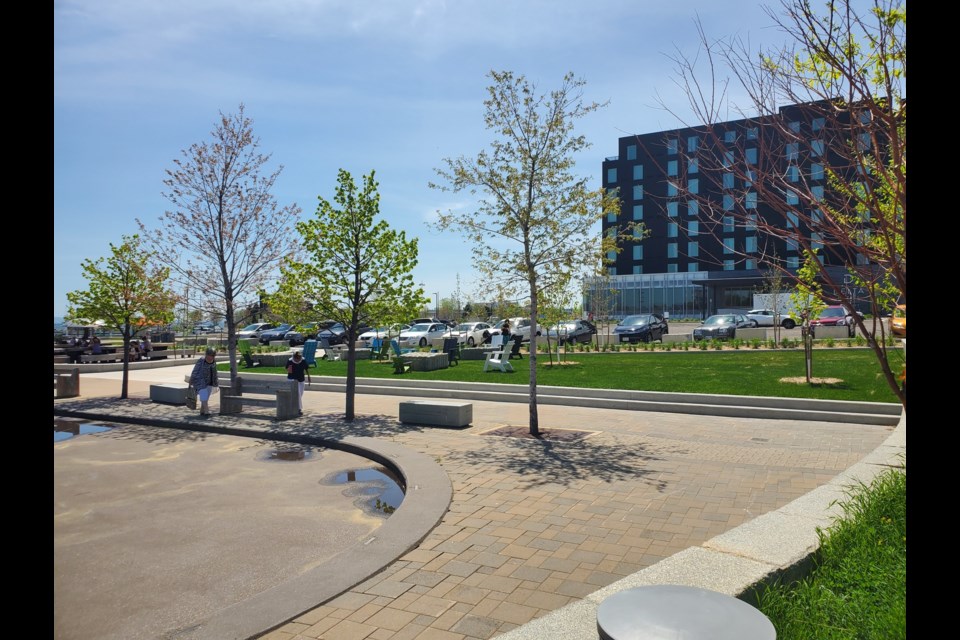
<box><xmin>589</xmin><ymin>101</ymin><xmax>871</xmax><ymax>319</ymax></box>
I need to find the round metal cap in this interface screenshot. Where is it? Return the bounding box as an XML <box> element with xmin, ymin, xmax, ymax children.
<box><xmin>596</xmin><ymin>585</ymin><xmax>776</xmax><ymax>640</ymax></box>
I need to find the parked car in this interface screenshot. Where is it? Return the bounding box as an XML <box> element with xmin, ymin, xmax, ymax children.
<box><xmin>810</xmin><ymin>305</ymin><xmax>860</xmax><ymax>337</ymax></box>
<box><xmin>358</xmin><ymin>324</ymin><xmax>410</xmax><ymax>346</ymax></box>
<box><xmin>889</xmin><ymin>304</ymin><xmax>906</xmax><ymax>338</ymax></box>
<box><xmin>745</xmin><ymin>309</ymin><xmax>796</xmax><ymax>330</ymax></box>
<box><xmin>612</xmin><ymin>314</ymin><xmax>668</xmax><ymax>343</ymax></box>
<box><xmin>547</xmin><ymin>319</ymin><xmax>597</xmax><ymax>344</ymax></box>
<box><xmin>315</xmin><ymin>322</ymin><xmax>374</xmax><ymax>346</ymax></box>
<box><xmin>192</xmin><ymin>321</ymin><xmax>217</xmax><ymax>334</ymax></box>
<box><xmin>397</xmin><ymin>322</ymin><xmax>454</xmax><ymax>348</ymax></box>
<box><xmin>258</xmin><ymin>323</ymin><xmax>295</xmax><ymax>344</ymax></box>
<box><xmin>489</xmin><ymin>317</ymin><xmax>542</xmax><ymax>343</ymax></box>
<box><xmin>236</xmin><ymin>322</ymin><xmax>275</xmax><ymax>340</ymax></box>
<box><xmin>692</xmin><ymin>314</ymin><xmax>754</xmax><ymax>341</ymax></box>
<box><xmin>284</xmin><ymin>321</ymin><xmax>337</xmax><ymax>346</ymax></box>
<box><xmin>451</xmin><ymin>322</ymin><xmax>493</xmax><ymax>347</ymax></box>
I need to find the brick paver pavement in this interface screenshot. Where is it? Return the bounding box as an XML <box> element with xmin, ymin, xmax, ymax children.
<box><xmin>69</xmin><ymin>369</ymin><xmax>893</xmax><ymax>640</ymax></box>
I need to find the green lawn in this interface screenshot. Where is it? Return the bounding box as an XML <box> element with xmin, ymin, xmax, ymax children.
<box><xmin>756</xmin><ymin>465</ymin><xmax>906</xmax><ymax>639</ymax></box>
<box><xmin>221</xmin><ymin>348</ymin><xmax>904</xmax><ymax>403</ymax></box>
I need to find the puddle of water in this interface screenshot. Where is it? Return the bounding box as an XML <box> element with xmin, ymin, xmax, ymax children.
<box><xmin>329</xmin><ymin>467</ymin><xmax>405</xmax><ymax>516</ymax></box>
<box><xmin>256</xmin><ymin>447</ymin><xmax>318</xmax><ymax>462</ymax></box>
<box><xmin>54</xmin><ymin>418</ymin><xmax>113</xmax><ymax>443</ymax></box>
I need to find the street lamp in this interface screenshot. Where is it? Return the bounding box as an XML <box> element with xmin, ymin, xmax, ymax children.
<box><xmin>434</xmin><ymin>292</ymin><xmax>440</xmax><ymax>319</ymax></box>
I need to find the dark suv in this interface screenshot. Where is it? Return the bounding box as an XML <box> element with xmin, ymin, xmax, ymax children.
<box><xmin>613</xmin><ymin>314</ymin><xmax>669</xmax><ymax>343</ymax></box>
<box><xmin>258</xmin><ymin>323</ymin><xmax>295</xmax><ymax>344</ymax></box>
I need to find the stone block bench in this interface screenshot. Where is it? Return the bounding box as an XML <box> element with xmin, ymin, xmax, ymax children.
<box><xmin>80</xmin><ymin>353</ymin><xmax>122</xmax><ymax>363</ymax></box>
<box><xmin>150</xmin><ymin>383</ymin><xmax>191</xmax><ymax>405</ymax></box>
<box><xmin>399</xmin><ymin>400</ymin><xmax>473</xmax><ymax>428</ymax></box>
<box><xmin>54</xmin><ymin>368</ymin><xmax>80</xmax><ymax>398</ymax></box>
<box><xmin>220</xmin><ymin>376</ymin><xmax>299</xmax><ymax>420</ymax></box>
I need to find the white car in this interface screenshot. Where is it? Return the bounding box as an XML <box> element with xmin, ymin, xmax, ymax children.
<box><xmin>452</xmin><ymin>322</ymin><xmax>492</xmax><ymax>347</ymax></box>
<box><xmin>745</xmin><ymin>309</ymin><xmax>797</xmax><ymax>329</ymax></box>
<box><xmin>358</xmin><ymin>324</ymin><xmax>409</xmax><ymax>346</ymax></box>
<box><xmin>236</xmin><ymin>322</ymin><xmax>275</xmax><ymax>340</ymax></box>
<box><xmin>489</xmin><ymin>317</ymin><xmax>542</xmax><ymax>343</ymax></box>
<box><xmin>397</xmin><ymin>322</ymin><xmax>454</xmax><ymax>349</ymax></box>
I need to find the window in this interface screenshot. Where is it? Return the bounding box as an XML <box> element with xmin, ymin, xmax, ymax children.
<box><xmin>687</xmin><ymin>262</ymin><xmax>699</xmax><ymax>272</ymax></box>
<box><xmin>746</xmin><ymin>192</ymin><xmax>757</xmax><ymax>209</ymax></box>
<box><xmin>608</xmin><ymin>266</ymin><xmax>617</xmax><ymax>275</ymax></box>
<box><xmin>785</xmin><ymin>236</ymin><xmax>798</xmax><ymax>251</ymax></box>
<box><xmin>811</xmin><ymin>232</ymin><xmax>823</xmax><ymax>251</ymax></box>
<box><xmin>667</xmin><ymin>182</ymin><xmax>678</xmax><ymax>196</ymax></box>
<box><xmin>688</xmin><ymin>178</ymin><xmax>699</xmax><ymax>194</ymax></box>
<box><xmin>789</xmin><ymin>121</ymin><xmax>801</xmax><ymax>133</ymax></box>
<box><xmin>811</xmin><ymin>208</ymin><xmax>824</xmax><ymax>224</ymax></box>
<box><xmin>747</xmin><ymin>127</ymin><xmax>758</xmax><ymax>140</ymax></box>
<box><xmin>667</xmin><ymin>263</ymin><xmax>678</xmax><ymax>273</ymax></box>
<box><xmin>723</xmin><ymin>216</ymin><xmax>734</xmax><ymax>233</ymax></box>
<box><xmin>724</xmin><ymin>259</ymin><xmax>735</xmax><ymax>271</ymax></box>
<box><xmin>626</xmin><ymin>144</ymin><xmax>637</xmax><ymax>160</ymax></box>
<box><xmin>812</xmin><ymin>117</ymin><xmax>825</xmax><ymax>131</ymax></box>
<box><xmin>812</xmin><ymin>185</ymin><xmax>824</xmax><ymax>201</ymax></box>
<box><xmin>723</xmin><ymin>194</ymin><xmax>734</xmax><ymax>211</ymax></box>
<box><xmin>667</xmin><ymin>160</ymin><xmax>678</xmax><ymax>177</ymax></box>
<box><xmin>687</xmin><ymin>135</ymin><xmax>699</xmax><ymax>152</ymax></box>
<box><xmin>723</xmin><ymin>172</ymin><xmax>734</xmax><ymax>189</ymax></box>
<box><xmin>667</xmin><ymin>222</ymin><xmax>678</xmax><ymax>238</ymax></box>
<box><xmin>746</xmin><ymin>148</ymin><xmax>758</xmax><ymax>164</ymax></box>
<box><xmin>745</xmin><ymin>214</ymin><xmax>757</xmax><ymax>230</ymax></box>
<box><xmin>811</xmin><ymin>139</ymin><xmax>825</xmax><ymax>157</ymax></box>
<box><xmin>786</xmin><ymin>211</ymin><xmax>799</xmax><ymax>228</ymax></box>
<box><xmin>667</xmin><ymin>243</ymin><xmax>678</xmax><ymax>258</ymax></box>
<box><xmin>633</xmin><ymin>164</ymin><xmax>644</xmax><ymax>180</ymax></box>
<box><xmin>745</xmin><ymin>259</ymin><xmax>756</xmax><ymax>270</ymax></box>
<box><xmin>723</xmin><ymin>150</ymin><xmax>734</xmax><ymax>167</ymax></box>
<box><xmin>607</xmin><ymin>211</ymin><xmax>617</xmax><ymax>223</ymax></box>
<box><xmin>632</xmin><ymin>265</ymin><xmax>643</xmax><ymax>274</ymax></box>
<box><xmin>687</xmin><ymin>200</ymin><xmax>698</xmax><ymax>217</ymax></box>
<box><xmin>787</xmin><ymin>165</ymin><xmax>799</xmax><ymax>182</ymax></box>
<box><xmin>724</xmin><ymin>130</ymin><xmax>736</xmax><ymax>143</ymax></box>
<box><xmin>858</xmin><ymin>132</ymin><xmax>871</xmax><ymax>151</ymax></box>
<box><xmin>667</xmin><ymin>139</ymin><xmax>678</xmax><ymax>155</ymax></box>
<box><xmin>633</xmin><ymin>226</ymin><xmax>643</xmax><ymax>238</ymax></box>
<box><xmin>810</xmin><ymin>163</ymin><xmax>824</xmax><ymax>180</ymax></box>
<box><xmin>859</xmin><ymin>110</ymin><xmax>871</xmax><ymax>125</ymax></box>
<box><xmin>688</xmin><ymin>158</ymin><xmax>698</xmax><ymax>174</ymax></box>
<box><xmin>787</xmin><ymin>255</ymin><xmax>799</xmax><ymax>268</ymax></box>
<box><xmin>688</xmin><ymin>241</ymin><xmax>699</xmax><ymax>258</ymax></box>
<box><xmin>632</xmin><ymin>204</ymin><xmax>643</xmax><ymax>220</ymax></box>
<box><xmin>786</xmin><ymin>189</ymin><xmax>799</xmax><ymax>205</ymax></box>
<box><xmin>688</xmin><ymin>220</ymin><xmax>698</xmax><ymax>236</ymax></box>
<box><xmin>633</xmin><ymin>185</ymin><xmax>644</xmax><ymax>200</ymax></box>
<box><xmin>745</xmin><ymin>236</ymin><xmax>757</xmax><ymax>253</ymax></box>
<box><xmin>607</xmin><ymin>168</ymin><xmax>617</xmax><ymax>183</ymax></box>
<box><xmin>745</xmin><ymin>170</ymin><xmax>755</xmax><ymax>188</ymax></box>
<box><xmin>723</xmin><ymin>238</ymin><xmax>734</xmax><ymax>254</ymax></box>
<box><xmin>632</xmin><ymin>245</ymin><xmax>643</xmax><ymax>260</ymax></box>
<box><xmin>786</xmin><ymin>142</ymin><xmax>799</xmax><ymax>161</ymax></box>
<box><xmin>667</xmin><ymin>202</ymin><xmax>678</xmax><ymax>217</ymax></box>
<box><xmin>606</xmin><ymin>250</ymin><xmax>617</xmax><ymax>261</ymax></box>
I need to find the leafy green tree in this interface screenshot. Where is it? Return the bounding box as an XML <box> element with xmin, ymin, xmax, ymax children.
<box><xmin>431</xmin><ymin>70</ymin><xmax>626</xmax><ymax>436</ymax></box>
<box><xmin>271</xmin><ymin>169</ymin><xmax>426</xmax><ymax>421</ymax></box>
<box><xmin>66</xmin><ymin>235</ymin><xmax>177</xmax><ymax>398</ymax></box>
<box><xmin>137</xmin><ymin>104</ymin><xmax>302</xmax><ymax>380</ymax></box>
<box><xmin>663</xmin><ymin>0</ymin><xmax>905</xmax><ymax>405</ymax></box>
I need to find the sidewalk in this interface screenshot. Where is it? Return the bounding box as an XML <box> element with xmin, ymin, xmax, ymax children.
<box><xmin>55</xmin><ymin>365</ymin><xmax>896</xmax><ymax>640</ymax></box>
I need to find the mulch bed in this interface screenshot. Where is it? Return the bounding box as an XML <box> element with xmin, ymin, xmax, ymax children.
<box><xmin>480</xmin><ymin>425</ymin><xmax>595</xmax><ymax>441</ymax></box>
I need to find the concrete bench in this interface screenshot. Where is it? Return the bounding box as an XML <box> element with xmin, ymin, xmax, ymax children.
<box><xmin>220</xmin><ymin>376</ymin><xmax>299</xmax><ymax>420</ymax></box>
<box><xmin>80</xmin><ymin>353</ymin><xmax>121</xmax><ymax>363</ymax></box>
<box><xmin>53</xmin><ymin>354</ymin><xmax>70</xmax><ymax>364</ymax></box>
<box><xmin>399</xmin><ymin>400</ymin><xmax>473</xmax><ymax>428</ymax></box>
<box><xmin>54</xmin><ymin>368</ymin><xmax>80</xmax><ymax>398</ymax></box>
<box><xmin>150</xmin><ymin>383</ymin><xmax>191</xmax><ymax>405</ymax></box>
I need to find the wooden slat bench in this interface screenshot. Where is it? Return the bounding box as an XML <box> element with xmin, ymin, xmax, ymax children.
<box><xmin>220</xmin><ymin>376</ymin><xmax>299</xmax><ymax>420</ymax></box>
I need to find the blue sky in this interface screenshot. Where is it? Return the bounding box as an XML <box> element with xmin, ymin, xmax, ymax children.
<box><xmin>54</xmin><ymin>0</ymin><xmax>789</xmax><ymax>319</ymax></box>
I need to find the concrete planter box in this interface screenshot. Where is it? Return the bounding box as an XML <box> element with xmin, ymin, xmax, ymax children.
<box><xmin>664</xmin><ymin>333</ymin><xmax>693</xmax><ymax>343</ymax></box>
<box><xmin>735</xmin><ymin>328</ymin><xmax>767</xmax><ymax>340</ymax></box>
<box><xmin>811</xmin><ymin>326</ymin><xmax>855</xmax><ymax>339</ymax></box>
<box><xmin>150</xmin><ymin>383</ymin><xmax>190</xmax><ymax>404</ymax></box>
<box><xmin>399</xmin><ymin>400</ymin><xmax>472</xmax><ymax>427</ymax></box>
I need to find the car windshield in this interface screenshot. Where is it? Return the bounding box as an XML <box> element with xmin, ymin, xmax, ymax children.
<box><xmin>457</xmin><ymin>324</ymin><xmax>476</xmax><ymax>332</ymax></box>
<box><xmin>821</xmin><ymin>307</ymin><xmax>846</xmax><ymax>318</ymax></box>
<box><xmin>622</xmin><ymin>315</ymin><xmax>651</xmax><ymax>326</ymax></box>
<box><xmin>551</xmin><ymin>323</ymin><xmax>577</xmax><ymax>332</ymax></box>
<box><xmin>747</xmin><ymin>310</ymin><xmax>768</xmax><ymax>315</ymax></box>
<box><xmin>408</xmin><ymin>323</ymin><xmax>431</xmax><ymax>332</ymax></box>
<box><xmin>273</xmin><ymin>324</ymin><xmax>292</xmax><ymax>331</ymax></box>
<box><xmin>893</xmin><ymin>307</ymin><xmax>906</xmax><ymax>319</ymax></box>
<box><xmin>703</xmin><ymin>316</ymin><xmax>734</xmax><ymax>326</ymax></box>
<box><xmin>240</xmin><ymin>324</ymin><xmax>262</xmax><ymax>332</ymax></box>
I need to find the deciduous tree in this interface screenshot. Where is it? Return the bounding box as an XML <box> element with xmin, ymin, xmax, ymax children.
<box><xmin>271</xmin><ymin>169</ymin><xmax>426</xmax><ymax>421</ymax></box>
<box><xmin>137</xmin><ymin>104</ymin><xmax>302</xmax><ymax>380</ymax></box>
<box><xmin>431</xmin><ymin>71</ymin><xmax>626</xmax><ymax>436</ymax></box>
<box><xmin>66</xmin><ymin>234</ymin><xmax>177</xmax><ymax>398</ymax></box>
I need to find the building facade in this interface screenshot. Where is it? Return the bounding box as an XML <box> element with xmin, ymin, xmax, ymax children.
<box><xmin>588</xmin><ymin>101</ymin><xmax>869</xmax><ymax>319</ymax></box>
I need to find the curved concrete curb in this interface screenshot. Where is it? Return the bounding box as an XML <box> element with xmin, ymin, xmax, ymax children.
<box><xmin>52</xmin><ymin>407</ymin><xmax>453</xmax><ymax>640</ymax></box>
<box><xmin>493</xmin><ymin>409</ymin><xmax>906</xmax><ymax>640</ymax></box>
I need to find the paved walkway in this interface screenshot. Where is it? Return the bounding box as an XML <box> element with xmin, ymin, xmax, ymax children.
<box><xmin>54</xmin><ymin>365</ymin><xmax>895</xmax><ymax>640</ymax></box>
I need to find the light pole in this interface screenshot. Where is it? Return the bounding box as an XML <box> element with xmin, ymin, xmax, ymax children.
<box><xmin>434</xmin><ymin>292</ymin><xmax>440</xmax><ymax>319</ymax></box>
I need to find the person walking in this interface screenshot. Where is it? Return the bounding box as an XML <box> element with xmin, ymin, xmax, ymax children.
<box><xmin>286</xmin><ymin>350</ymin><xmax>311</xmax><ymax>415</ymax></box>
<box><xmin>189</xmin><ymin>347</ymin><xmax>220</xmax><ymax>417</ymax></box>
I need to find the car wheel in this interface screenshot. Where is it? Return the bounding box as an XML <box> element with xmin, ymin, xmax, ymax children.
<box><xmin>419</xmin><ymin>337</ymin><xmax>427</xmax><ymax>347</ymax></box>
<box><xmin>663</xmin><ymin>325</ymin><xmax>668</xmax><ymax>334</ymax></box>
<box><xmin>749</xmin><ymin>320</ymin><xmax>759</xmax><ymax>328</ymax></box>
<box><xmin>782</xmin><ymin>319</ymin><xmax>796</xmax><ymax>330</ymax></box>
<box><xmin>467</xmin><ymin>337</ymin><xmax>475</xmax><ymax>346</ymax></box>
<box><xmin>643</xmin><ymin>333</ymin><xmax>651</xmax><ymax>344</ymax></box>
